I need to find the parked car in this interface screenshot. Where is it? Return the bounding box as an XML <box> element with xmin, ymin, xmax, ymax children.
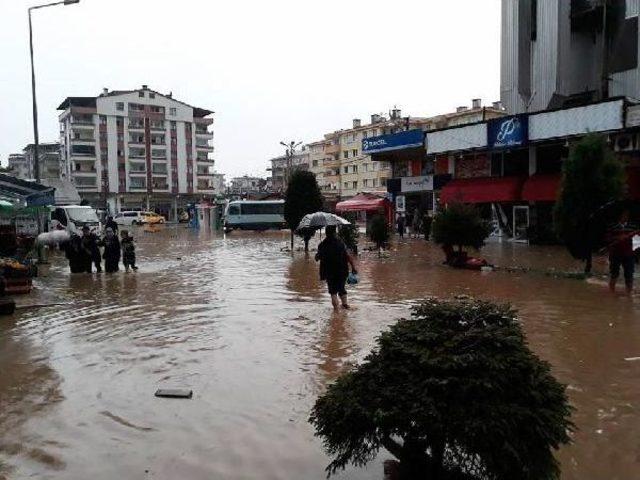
<box><xmin>114</xmin><ymin>211</ymin><xmax>144</xmax><ymax>226</ymax></box>
<box><xmin>141</xmin><ymin>211</ymin><xmax>165</xmax><ymax>224</ymax></box>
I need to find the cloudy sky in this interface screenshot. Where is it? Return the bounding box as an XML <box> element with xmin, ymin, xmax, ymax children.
<box><xmin>0</xmin><ymin>0</ymin><xmax>500</xmax><ymax>179</ymax></box>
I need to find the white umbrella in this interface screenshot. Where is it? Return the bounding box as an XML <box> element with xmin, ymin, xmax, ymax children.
<box><xmin>296</xmin><ymin>212</ymin><xmax>350</xmax><ymax>231</ymax></box>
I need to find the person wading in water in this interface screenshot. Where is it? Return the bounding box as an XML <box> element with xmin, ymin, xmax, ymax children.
<box><xmin>606</xmin><ymin>210</ymin><xmax>638</xmax><ymax>295</ymax></box>
<box><xmin>102</xmin><ymin>227</ymin><xmax>121</xmax><ymax>273</ymax></box>
<box><xmin>315</xmin><ymin>225</ymin><xmax>357</xmax><ymax>310</ymax></box>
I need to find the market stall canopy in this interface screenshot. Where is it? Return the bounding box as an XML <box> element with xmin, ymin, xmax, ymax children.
<box><xmin>521</xmin><ymin>174</ymin><xmax>561</xmax><ymax>202</ymax></box>
<box><xmin>336</xmin><ymin>193</ymin><xmax>391</xmax><ymax>213</ymax></box>
<box><xmin>0</xmin><ymin>174</ymin><xmax>55</xmax><ymax>207</ymax></box>
<box><xmin>440</xmin><ymin>176</ymin><xmax>526</xmax><ymax>204</ymax></box>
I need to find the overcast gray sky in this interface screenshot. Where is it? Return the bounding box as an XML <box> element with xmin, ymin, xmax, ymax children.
<box><xmin>0</xmin><ymin>0</ymin><xmax>500</xmax><ymax>179</ymax></box>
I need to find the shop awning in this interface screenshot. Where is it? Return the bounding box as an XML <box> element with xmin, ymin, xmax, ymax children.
<box><xmin>336</xmin><ymin>193</ymin><xmax>389</xmax><ymax>212</ymax></box>
<box><xmin>439</xmin><ymin>176</ymin><xmax>525</xmax><ymax>204</ymax></box>
<box><xmin>521</xmin><ymin>173</ymin><xmax>561</xmax><ymax>202</ymax></box>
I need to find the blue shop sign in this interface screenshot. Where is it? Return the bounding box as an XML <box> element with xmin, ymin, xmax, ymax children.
<box><xmin>362</xmin><ymin>129</ymin><xmax>424</xmax><ymax>155</ymax></box>
<box><xmin>488</xmin><ymin>115</ymin><xmax>528</xmax><ymax>148</ymax></box>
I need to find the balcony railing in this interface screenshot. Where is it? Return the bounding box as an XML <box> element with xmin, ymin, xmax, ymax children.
<box><xmin>71</xmin><ymin>116</ymin><xmax>94</xmax><ymax>126</ymax></box>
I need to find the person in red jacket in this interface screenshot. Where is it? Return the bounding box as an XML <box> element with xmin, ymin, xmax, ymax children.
<box><xmin>606</xmin><ymin>210</ymin><xmax>638</xmax><ymax>295</ymax></box>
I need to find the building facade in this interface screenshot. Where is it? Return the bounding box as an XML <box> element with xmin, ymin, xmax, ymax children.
<box><xmin>57</xmin><ymin>86</ymin><xmax>215</xmax><ymax>217</ymax></box>
<box><xmin>8</xmin><ymin>143</ymin><xmax>62</xmax><ymax>181</ymax></box>
<box><xmin>230</xmin><ymin>176</ymin><xmax>266</xmax><ymax>196</ymax></box>
<box><xmin>268</xmin><ymin>148</ymin><xmax>310</xmax><ymax>192</ymax></box>
<box><xmin>502</xmin><ymin>0</ymin><xmax>640</xmax><ymax>114</ymax></box>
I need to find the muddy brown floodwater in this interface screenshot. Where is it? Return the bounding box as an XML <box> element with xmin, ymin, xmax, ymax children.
<box><xmin>1</xmin><ymin>227</ymin><xmax>639</xmax><ymax>479</ymax></box>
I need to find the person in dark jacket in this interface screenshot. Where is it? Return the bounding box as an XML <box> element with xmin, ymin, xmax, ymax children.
<box><xmin>315</xmin><ymin>225</ymin><xmax>357</xmax><ymax>310</ymax></box>
<box><xmin>396</xmin><ymin>214</ymin><xmax>405</xmax><ymax>239</ymax></box>
<box><xmin>606</xmin><ymin>210</ymin><xmax>638</xmax><ymax>295</ymax></box>
<box><xmin>105</xmin><ymin>216</ymin><xmax>118</xmax><ymax>234</ymax></box>
<box><xmin>120</xmin><ymin>230</ymin><xmax>138</xmax><ymax>272</ymax></box>
<box><xmin>63</xmin><ymin>233</ymin><xmax>87</xmax><ymax>273</ymax></box>
<box><xmin>102</xmin><ymin>227</ymin><xmax>121</xmax><ymax>273</ymax></box>
<box><xmin>80</xmin><ymin>226</ymin><xmax>101</xmax><ymax>273</ymax></box>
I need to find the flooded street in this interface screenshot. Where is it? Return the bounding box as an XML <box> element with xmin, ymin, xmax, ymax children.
<box><xmin>1</xmin><ymin>227</ymin><xmax>639</xmax><ymax>480</ymax></box>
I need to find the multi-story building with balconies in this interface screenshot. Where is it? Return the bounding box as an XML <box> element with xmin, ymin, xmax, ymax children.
<box><xmin>57</xmin><ymin>85</ymin><xmax>215</xmax><ymax>217</ymax></box>
<box><xmin>267</xmin><ymin>148</ymin><xmax>310</xmax><ymax>192</ymax></box>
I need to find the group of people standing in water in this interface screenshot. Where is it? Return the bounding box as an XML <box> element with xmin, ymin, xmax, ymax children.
<box><xmin>63</xmin><ymin>217</ymin><xmax>137</xmax><ymax>274</ymax></box>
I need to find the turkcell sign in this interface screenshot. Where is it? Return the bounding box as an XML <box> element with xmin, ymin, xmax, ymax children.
<box><xmin>362</xmin><ymin>129</ymin><xmax>424</xmax><ymax>154</ymax></box>
<box><xmin>488</xmin><ymin>115</ymin><xmax>528</xmax><ymax>148</ymax></box>
<box><xmin>401</xmin><ymin>175</ymin><xmax>434</xmax><ymax>193</ymax></box>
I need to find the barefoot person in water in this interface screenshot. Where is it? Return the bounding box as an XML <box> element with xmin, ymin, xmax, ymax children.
<box><xmin>315</xmin><ymin>225</ymin><xmax>357</xmax><ymax>310</ymax></box>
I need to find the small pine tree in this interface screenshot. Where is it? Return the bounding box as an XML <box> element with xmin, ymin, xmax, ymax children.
<box><xmin>284</xmin><ymin>171</ymin><xmax>324</xmax><ymax>251</ymax></box>
<box><xmin>310</xmin><ymin>298</ymin><xmax>574</xmax><ymax>479</ymax></box>
<box><xmin>432</xmin><ymin>203</ymin><xmax>489</xmax><ymax>253</ymax></box>
<box><xmin>368</xmin><ymin>214</ymin><xmax>389</xmax><ymax>253</ymax></box>
<box><xmin>553</xmin><ymin>134</ymin><xmax>626</xmax><ymax>273</ymax></box>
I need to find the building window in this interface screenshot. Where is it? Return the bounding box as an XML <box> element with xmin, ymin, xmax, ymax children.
<box><xmin>352</xmin><ymin>181</ymin><xmax>357</xmax><ymax>189</ymax></box>
<box><xmin>372</xmin><ymin>178</ymin><xmax>377</xmax><ymax>187</ymax></box>
<box><xmin>343</xmin><ymin>166</ymin><xmax>348</xmax><ymax>174</ymax></box>
<box><xmin>116</xmin><ymin>118</ymin><xmax>124</xmax><ymax>127</ymax></box>
<box><xmin>352</xmin><ymin>133</ymin><xmax>357</xmax><ymax>141</ymax></box>
<box><xmin>363</xmin><ymin>131</ymin><xmax>368</xmax><ymax>139</ymax></box>
<box><xmin>170</xmin><ymin>107</ymin><xmax>177</xmax><ymax>116</ymax></box>
<box><xmin>352</xmin><ymin>165</ymin><xmax>358</xmax><ymax>173</ymax></box>
<box><xmin>116</xmin><ymin>102</ymin><xmax>124</xmax><ymax>111</ymax></box>
<box><xmin>100</xmin><ymin>115</ymin><xmax>107</xmax><ymax>125</ymax></box>
<box><xmin>138</xmin><ymin>91</ymin><xmax>144</xmax><ymax>98</ymax></box>
<box><xmin>149</xmin><ymin>92</ymin><xmax>156</xmax><ymax>99</ymax></box>
<box><xmin>312</xmin><ymin>159</ymin><xmax>318</xmax><ymax>167</ymax></box>
<box><xmin>363</xmin><ymin>179</ymin><xmax>369</xmax><ymax>187</ymax></box>
<box><xmin>352</xmin><ymin>149</ymin><xmax>358</xmax><ymax>157</ymax></box>
<box><xmin>343</xmin><ymin>150</ymin><xmax>349</xmax><ymax>159</ymax></box>
<box><xmin>343</xmin><ymin>182</ymin><xmax>349</xmax><ymax>189</ymax></box>
<box><xmin>380</xmin><ymin>178</ymin><xmax>387</xmax><ymax>186</ymax></box>
<box><xmin>170</xmin><ymin>121</ymin><xmax>176</xmax><ymax>130</ymax></box>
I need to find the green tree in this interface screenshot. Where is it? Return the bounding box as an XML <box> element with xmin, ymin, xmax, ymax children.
<box><xmin>337</xmin><ymin>212</ymin><xmax>359</xmax><ymax>254</ymax></box>
<box><xmin>284</xmin><ymin>170</ymin><xmax>324</xmax><ymax>251</ymax></box>
<box><xmin>367</xmin><ymin>214</ymin><xmax>389</xmax><ymax>253</ymax></box>
<box><xmin>553</xmin><ymin>134</ymin><xmax>626</xmax><ymax>273</ymax></box>
<box><xmin>310</xmin><ymin>298</ymin><xmax>573</xmax><ymax>479</ymax></box>
<box><xmin>432</xmin><ymin>203</ymin><xmax>489</xmax><ymax>253</ymax></box>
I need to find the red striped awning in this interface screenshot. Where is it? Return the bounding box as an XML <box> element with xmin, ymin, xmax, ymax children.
<box><xmin>440</xmin><ymin>176</ymin><xmax>525</xmax><ymax>204</ymax></box>
<box><xmin>522</xmin><ymin>173</ymin><xmax>561</xmax><ymax>202</ymax></box>
<box><xmin>336</xmin><ymin>193</ymin><xmax>389</xmax><ymax>212</ymax></box>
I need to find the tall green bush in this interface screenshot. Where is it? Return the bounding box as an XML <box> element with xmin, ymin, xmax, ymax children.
<box><xmin>554</xmin><ymin>134</ymin><xmax>626</xmax><ymax>273</ymax></box>
<box><xmin>284</xmin><ymin>170</ymin><xmax>324</xmax><ymax>251</ymax></box>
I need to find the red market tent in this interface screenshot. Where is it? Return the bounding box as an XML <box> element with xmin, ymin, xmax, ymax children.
<box><xmin>336</xmin><ymin>193</ymin><xmax>393</xmax><ymax>224</ymax></box>
<box><xmin>440</xmin><ymin>176</ymin><xmax>526</xmax><ymax>204</ymax></box>
<box><xmin>521</xmin><ymin>173</ymin><xmax>561</xmax><ymax>202</ymax></box>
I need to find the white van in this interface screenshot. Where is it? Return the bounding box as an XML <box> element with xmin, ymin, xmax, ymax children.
<box><xmin>50</xmin><ymin>205</ymin><xmax>102</xmax><ymax>235</ymax></box>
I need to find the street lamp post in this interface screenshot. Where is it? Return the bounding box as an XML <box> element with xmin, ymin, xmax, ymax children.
<box><xmin>279</xmin><ymin>140</ymin><xmax>302</xmax><ymax>191</ymax></box>
<box><xmin>28</xmin><ymin>0</ymin><xmax>80</xmax><ymax>183</ymax></box>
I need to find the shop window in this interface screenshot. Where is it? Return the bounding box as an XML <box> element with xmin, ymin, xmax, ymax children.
<box><xmin>503</xmin><ymin>149</ymin><xmax>529</xmax><ymax>176</ymax></box>
<box><xmin>491</xmin><ymin>153</ymin><xmax>503</xmax><ymax>177</ymax></box>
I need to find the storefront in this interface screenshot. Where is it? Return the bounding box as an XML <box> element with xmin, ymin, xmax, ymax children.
<box><xmin>427</xmin><ymin>98</ymin><xmax>635</xmax><ymax>242</ymax></box>
<box><xmin>363</xmin><ymin>129</ymin><xmax>447</xmax><ymax>219</ymax></box>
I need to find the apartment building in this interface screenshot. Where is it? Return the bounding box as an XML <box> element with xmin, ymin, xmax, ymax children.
<box><xmin>57</xmin><ymin>85</ymin><xmax>215</xmax><ymax>216</ymax></box>
<box><xmin>8</xmin><ymin>143</ymin><xmax>62</xmax><ymax>181</ymax></box>
<box><xmin>230</xmin><ymin>176</ymin><xmax>266</xmax><ymax>196</ymax></box>
<box><xmin>502</xmin><ymin>0</ymin><xmax>640</xmax><ymax>114</ymax></box>
<box><xmin>267</xmin><ymin>148</ymin><xmax>310</xmax><ymax>191</ymax></box>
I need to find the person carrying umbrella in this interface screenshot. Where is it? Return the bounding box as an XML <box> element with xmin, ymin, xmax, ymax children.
<box><xmin>315</xmin><ymin>225</ymin><xmax>357</xmax><ymax>310</ymax></box>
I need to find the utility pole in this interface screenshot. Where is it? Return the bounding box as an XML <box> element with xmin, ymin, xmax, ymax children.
<box><xmin>601</xmin><ymin>0</ymin><xmax>610</xmax><ymax>100</ymax></box>
<box><xmin>28</xmin><ymin>0</ymin><xmax>80</xmax><ymax>183</ymax></box>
